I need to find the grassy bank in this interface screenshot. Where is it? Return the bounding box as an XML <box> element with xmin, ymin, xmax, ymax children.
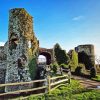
<box><xmin>92</xmin><ymin>74</ymin><xmax>100</xmax><ymax>82</ymax></box>
<box><xmin>24</xmin><ymin>79</ymin><xmax>100</xmax><ymax>100</ymax></box>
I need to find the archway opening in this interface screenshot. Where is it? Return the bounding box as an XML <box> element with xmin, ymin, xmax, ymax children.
<box><xmin>39</xmin><ymin>52</ymin><xmax>51</xmax><ymax>65</ymax></box>
<box><xmin>38</xmin><ymin>55</ymin><xmax>46</xmax><ymax>64</ymax></box>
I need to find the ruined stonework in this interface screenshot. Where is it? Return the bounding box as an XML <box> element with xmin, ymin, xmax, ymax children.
<box><xmin>39</xmin><ymin>48</ymin><xmax>55</xmax><ymax>65</ymax></box>
<box><xmin>0</xmin><ymin>45</ymin><xmax>7</xmax><ymax>89</ymax></box>
<box><xmin>5</xmin><ymin>8</ymin><xmax>39</xmax><ymax>92</ymax></box>
<box><xmin>75</xmin><ymin>44</ymin><xmax>95</xmax><ymax>69</ymax></box>
<box><xmin>0</xmin><ymin>46</ymin><xmax>7</xmax><ymax>62</ymax></box>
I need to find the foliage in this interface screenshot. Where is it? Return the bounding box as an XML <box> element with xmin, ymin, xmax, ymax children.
<box><xmin>78</xmin><ymin>63</ymin><xmax>85</xmax><ymax>67</ymax></box>
<box><xmin>75</xmin><ymin>63</ymin><xmax>85</xmax><ymax>75</ymax></box>
<box><xmin>90</xmin><ymin>67</ymin><xmax>96</xmax><ymax>78</ymax></box>
<box><xmin>54</xmin><ymin>43</ymin><xmax>70</xmax><ymax>65</ymax></box>
<box><xmin>60</xmin><ymin>63</ymin><xmax>69</xmax><ymax>69</ymax></box>
<box><xmin>75</xmin><ymin>67</ymin><xmax>82</xmax><ymax>75</ymax></box>
<box><xmin>69</xmin><ymin>50</ymin><xmax>78</xmax><ymax>71</ymax></box>
<box><xmin>92</xmin><ymin>74</ymin><xmax>100</xmax><ymax>82</ymax></box>
<box><xmin>51</xmin><ymin>62</ymin><xmax>59</xmax><ymax>74</ymax></box>
<box><xmin>28</xmin><ymin>56</ymin><xmax>37</xmax><ymax>80</ymax></box>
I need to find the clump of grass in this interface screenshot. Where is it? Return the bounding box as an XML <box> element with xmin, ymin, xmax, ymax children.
<box><xmin>92</xmin><ymin>74</ymin><xmax>100</xmax><ymax>82</ymax></box>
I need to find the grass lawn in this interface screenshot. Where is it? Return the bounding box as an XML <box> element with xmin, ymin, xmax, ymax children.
<box><xmin>24</xmin><ymin>79</ymin><xmax>100</xmax><ymax>100</ymax></box>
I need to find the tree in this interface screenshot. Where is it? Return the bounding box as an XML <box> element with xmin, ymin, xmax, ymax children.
<box><xmin>90</xmin><ymin>67</ymin><xmax>96</xmax><ymax>78</ymax></box>
<box><xmin>69</xmin><ymin>50</ymin><xmax>78</xmax><ymax>71</ymax></box>
<box><xmin>54</xmin><ymin>43</ymin><xmax>70</xmax><ymax>65</ymax></box>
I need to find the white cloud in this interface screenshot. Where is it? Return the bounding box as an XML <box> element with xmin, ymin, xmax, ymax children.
<box><xmin>0</xmin><ymin>42</ymin><xmax>5</xmax><ymax>46</ymax></box>
<box><xmin>72</xmin><ymin>16</ymin><xmax>84</xmax><ymax>21</ymax></box>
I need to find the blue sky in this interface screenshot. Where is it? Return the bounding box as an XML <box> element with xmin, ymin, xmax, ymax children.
<box><xmin>0</xmin><ymin>0</ymin><xmax>100</xmax><ymax>56</ymax></box>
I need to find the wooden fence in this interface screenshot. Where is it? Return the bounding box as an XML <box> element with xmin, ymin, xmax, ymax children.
<box><xmin>0</xmin><ymin>74</ymin><xmax>70</xmax><ymax>99</ymax></box>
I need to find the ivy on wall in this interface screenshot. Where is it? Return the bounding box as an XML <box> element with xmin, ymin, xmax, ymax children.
<box><xmin>28</xmin><ymin>56</ymin><xmax>37</xmax><ymax>80</ymax></box>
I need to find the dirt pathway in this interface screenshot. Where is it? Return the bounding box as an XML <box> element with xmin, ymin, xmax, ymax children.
<box><xmin>72</xmin><ymin>75</ymin><xmax>100</xmax><ymax>89</ymax></box>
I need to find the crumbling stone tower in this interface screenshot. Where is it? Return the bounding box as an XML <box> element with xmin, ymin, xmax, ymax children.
<box><xmin>5</xmin><ymin>8</ymin><xmax>39</xmax><ymax>91</ymax></box>
<box><xmin>75</xmin><ymin>44</ymin><xmax>95</xmax><ymax>69</ymax></box>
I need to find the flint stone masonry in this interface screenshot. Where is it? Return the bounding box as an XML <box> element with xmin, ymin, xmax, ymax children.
<box><xmin>0</xmin><ymin>46</ymin><xmax>7</xmax><ymax>61</ymax></box>
<box><xmin>0</xmin><ymin>69</ymin><xmax>6</xmax><ymax>84</ymax></box>
<box><xmin>75</xmin><ymin>44</ymin><xmax>95</xmax><ymax>68</ymax></box>
<box><xmin>0</xmin><ymin>46</ymin><xmax>7</xmax><ymax>92</ymax></box>
<box><xmin>4</xmin><ymin>8</ymin><xmax>39</xmax><ymax>92</ymax></box>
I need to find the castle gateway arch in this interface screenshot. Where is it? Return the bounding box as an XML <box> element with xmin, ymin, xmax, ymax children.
<box><xmin>39</xmin><ymin>48</ymin><xmax>55</xmax><ymax>65</ymax></box>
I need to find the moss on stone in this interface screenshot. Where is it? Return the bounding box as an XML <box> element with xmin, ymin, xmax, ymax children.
<box><xmin>28</xmin><ymin>56</ymin><xmax>37</xmax><ymax>80</ymax></box>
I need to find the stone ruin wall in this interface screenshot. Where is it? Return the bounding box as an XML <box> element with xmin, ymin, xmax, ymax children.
<box><xmin>75</xmin><ymin>45</ymin><xmax>94</xmax><ymax>55</ymax></box>
<box><xmin>0</xmin><ymin>8</ymin><xmax>97</xmax><ymax>92</ymax></box>
<box><xmin>4</xmin><ymin>8</ymin><xmax>39</xmax><ymax>92</ymax></box>
<box><xmin>0</xmin><ymin>44</ymin><xmax>7</xmax><ymax>85</ymax></box>
<box><xmin>75</xmin><ymin>44</ymin><xmax>95</xmax><ymax>67</ymax></box>
<box><xmin>0</xmin><ymin>46</ymin><xmax>7</xmax><ymax>63</ymax></box>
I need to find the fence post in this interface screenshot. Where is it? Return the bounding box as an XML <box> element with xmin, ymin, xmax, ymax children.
<box><xmin>47</xmin><ymin>76</ymin><xmax>51</xmax><ymax>94</ymax></box>
<box><xmin>68</xmin><ymin>70</ymin><xmax>71</xmax><ymax>84</ymax></box>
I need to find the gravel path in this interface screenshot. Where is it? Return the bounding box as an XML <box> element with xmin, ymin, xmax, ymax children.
<box><xmin>72</xmin><ymin>75</ymin><xmax>100</xmax><ymax>89</ymax></box>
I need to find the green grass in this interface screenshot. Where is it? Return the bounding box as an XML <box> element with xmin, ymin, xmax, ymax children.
<box><xmin>71</xmin><ymin>90</ymin><xmax>100</xmax><ymax>100</ymax></box>
<box><xmin>92</xmin><ymin>74</ymin><xmax>100</xmax><ymax>82</ymax></box>
<box><xmin>25</xmin><ymin>79</ymin><xmax>100</xmax><ymax>100</ymax></box>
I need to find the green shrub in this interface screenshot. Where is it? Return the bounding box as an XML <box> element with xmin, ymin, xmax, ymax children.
<box><xmin>60</xmin><ymin>63</ymin><xmax>68</xmax><ymax>69</ymax></box>
<box><xmin>75</xmin><ymin>67</ymin><xmax>82</xmax><ymax>75</ymax></box>
<box><xmin>28</xmin><ymin>56</ymin><xmax>37</xmax><ymax>80</ymax></box>
<box><xmin>54</xmin><ymin>43</ymin><xmax>70</xmax><ymax>65</ymax></box>
<box><xmin>75</xmin><ymin>63</ymin><xmax>86</xmax><ymax>75</ymax></box>
<box><xmin>90</xmin><ymin>67</ymin><xmax>96</xmax><ymax>78</ymax></box>
<box><xmin>68</xmin><ymin>50</ymin><xmax>78</xmax><ymax>72</ymax></box>
<box><xmin>52</xmin><ymin>63</ymin><xmax>58</xmax><ymax>74</ymax></box>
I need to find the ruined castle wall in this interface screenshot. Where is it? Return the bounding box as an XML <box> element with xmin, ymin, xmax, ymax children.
<box><xmin>0</xmin><ymin>46</ymin><xmax>7</xmax><ymax>62</ymax></box>
<box><xmin>75</xmin><ymin>45</ymin><xmax>95</xmax><ymax>55</ymax></box>
<box><xmin>0</xmin><ymin>58</ymin><xmax>6</xmax><ymax>87</ymax></box>
<box><xmin>0</xmin><ymin>46</ymin><xmax>7</xmax><ymax>92</ymax></box>
<box><xmin>75</xmin><ymin>44</ymin><xmax>95</xmax><ymax>68</ymax></box>
<box><xmin>5</xmin><ymin>8</ymin><xmax>39</xmax><ymax>92</ymax></box>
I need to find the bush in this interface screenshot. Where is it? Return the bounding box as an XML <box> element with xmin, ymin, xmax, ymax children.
<box><xmin>60</xmin><ymin>64</ymin><xmax>68</xmax><ymax>69</ymax></box>
<box><xmin>51</xmin><ymin>62</ymin><xmax>59</xmax><ymax>74</ymax></box>
<box><xmin>54</xmin><ymin>43</ymin><xmax>70</xmax><ymax>65</ymax></box>
<box><xmin>75</xmin><ymin>67</ymin><xmax>82</xmax><ymax>75</ymax></box>
<box><xmin>68</xmin><ymin>50</ymin><xmax>78</xmax><ymax>72</ymax></box>
<box><xmin>28</xmin><ymin>56</ymin><xmax>37</xmax><ymax>80</ymax></box>
<box><xmin>90</xmin><ymin>67</ymin><xmax>96</xmax><ymax>78</ymax></box>
<box><xmin>75</xmin><ymin>63</ymin><xmax>85</xmax><ymax>75</ymax></box>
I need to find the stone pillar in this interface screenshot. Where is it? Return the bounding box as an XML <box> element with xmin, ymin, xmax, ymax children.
<box><xmin>5</xmin><ymin>8</ymin><xmax>38</xmax><ymax>92</ymax></box>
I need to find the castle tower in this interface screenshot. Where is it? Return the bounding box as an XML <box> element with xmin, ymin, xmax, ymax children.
<box><xmin>5</xmin><ymin>8</ymin><xmax>39</xmax><ymax>91</ymax></box>
<box><xmin>75</xmin><ymin>44</ymin><xmax>95</xmax><ymax>69</ymax></box>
